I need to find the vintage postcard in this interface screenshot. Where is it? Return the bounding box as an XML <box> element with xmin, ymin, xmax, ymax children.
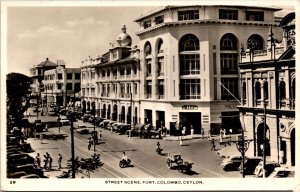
<box><xmin>1</xmin><ymin>0</ymin><xmax>299</xmax><ymax>191</ymax></box>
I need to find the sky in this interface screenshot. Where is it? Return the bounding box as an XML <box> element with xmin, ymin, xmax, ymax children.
<box><xmin>6</xmin><ymin>5</ymin><xmax>157</xmax><ymax>76</ymax></box>
<box><xmin>5</xmin><ymin>2</ymin><xmax>295</xmax><ymax>76</ymax></box>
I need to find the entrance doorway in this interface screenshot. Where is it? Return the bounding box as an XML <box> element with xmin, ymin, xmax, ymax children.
<box><xmin>156</xmin><ymin>111</ymin><xmax>165</xmax><ymax>129</ymax></box>
<box><xmin>144</xmin><ymin>110</ymin><xmax>152</xmax><ymax>124</ymax></box>
<box><xmin>291</xmin><ymin>129</ymin><xmax>295</xmax><ymax>166</ymax></box>
<box><xmin>257</xmin><ymin>123</ymin><xmax>270</xmax><ymax>157</ymax></box>
<box><xmin>179</xmin><ymin>112</ymin><xmax>201</xmax><ymax>134</ymax></box>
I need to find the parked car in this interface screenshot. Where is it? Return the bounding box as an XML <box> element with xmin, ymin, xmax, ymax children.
<box><xmin>254</xmin><ymin>161</ymin><xmax>281</xmax><ymax>177</ymax></box>
<box><xmin>34</xmin><ymin>119</ymin><xmax>45</xmax><ymax>132</ymax></box>
<box><xmin>239</xmin><ymin>157</ymin><xmax>263</xmax><ymax>175</ymax></box>
<box><xmin>88</xmin><ymin>116</ymin><xmax>95</xmax><ymax>123</ymax></box>
<box><xmin>116</xmin><ymin>124</ymin><xmax>131</xmax><ymax>134</ymax></box>
<box><xmin>268</xmin><ymin>166</ymin><xmax>295</xmax><ymax>178</ymax></box>
<box><xmin>126</xmin><ymin>124</ymin><xmax>145</xmax><ymax>137</ymax></box>
<box><xmin>59</xmin><ymin>109</ymin><xmax>68</xmax><ymax>115</ymax></box>
<box><xmin>95</xmin><ymin>117</ymin><xmax>105</xmax><ymax>126</ymax></box>
<box><xmin>106</xmin><ymin>121</ymin><xmax>117</xmax><ymax>130</ymax></box>
<box><xmin>47</xmin><ymin>109</ymin><xmax>57</xmax><ymax>116</ymax></box>
<box><xmin>81</xmin><ymin>114</ymin><xmax>92</xmax><ymax>122</ymax></box>
<box><xmin>99</xmin><ymin>120</ymin><xmax>113</xmax><ymax>128</ymax></box>
<box><xmin>221</xmin><ymin>155</ymin><xmax>244</xmax><ymax>171</ymax></box>
<box><xmin>7</xmin><ymin>171</ymin><xmax>27</xmax><ymax>178</ymax></box>
<box><xmin>13</xmin><ymin>164</ymin><xmax>45</xmax><ymax>178</ymax></box>
<box><xmin>20</xmin><ymin>174</ymin><xmax>40</xmax><ymax>178</ymax></box>
<box><xmin>60</xmin><ymin>117</ymin><xmax>70</xmax><ymax>125</ymax></box>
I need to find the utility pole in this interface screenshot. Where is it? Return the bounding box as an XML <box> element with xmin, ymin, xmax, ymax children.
<box><xmin>262</xmin><ymin>101</ymin><xmax>267</xmax><ymax>178</ymax></box>
<box><xmin>70</xmin><ymin>89</ymin><xmax>76</xmax><ymax>178</ymax></box>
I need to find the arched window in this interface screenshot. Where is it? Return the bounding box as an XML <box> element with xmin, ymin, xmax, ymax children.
<box><xmin>179</xmin><ymin>34</ymin><xmax>199</xmax><ymax>52</ymax></box>
<box><xmin>279</xmin><ymin>81</ymin><xmax>286</xmax><ymax>100</ymax></box>
<box><xmin>157</xmin><ymin>39</ymin><xmax>164</xmax><ymax>77</ymax></box>
<box><xmin>220</xmin><ymin>33</ymin><xmax>237</xmax><ymax>50</ymax></box>
<box><xmin>247</xmin><ymin>34</ymin><xmax>264</xmax><ymax>50</ymax></box>
<box><xmin>145</xmin><ymin>42</ymin><xmax>152</xmax><ymax>56</ymax></box>
<box><xmin>255</xmin><ymin>81</ymin><xmax>261</xmax><ymax>100</ymax></box>
<box><xmin>263</xmin><ymin>81</ymin><xmax>268</xmax><ymax>100</ymax></box>
<box><xmin>291</xmin><ymin>78</ymin><xmax>295</xmax><ymax>100</ymax></box>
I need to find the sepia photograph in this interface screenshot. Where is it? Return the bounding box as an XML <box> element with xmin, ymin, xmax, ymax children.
<box><xmin>1</xmin><ymin>0</ymin><xmax>299</xmax><ymax>191</ymax></box>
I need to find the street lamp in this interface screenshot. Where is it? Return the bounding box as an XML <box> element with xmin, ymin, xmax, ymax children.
<box><xmin>229</xmin><ymin>129</ymin><xmax>232</xmax><ymax>145</ymax></box>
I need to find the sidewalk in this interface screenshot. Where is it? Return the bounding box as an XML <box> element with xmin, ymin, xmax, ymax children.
<box><xmin>163</xmin><ymin>134</ymin><xmax>204</xmax><ymax>141</ymax></box>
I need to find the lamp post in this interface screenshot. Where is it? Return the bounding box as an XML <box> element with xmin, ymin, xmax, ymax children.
<box><xmin>261</xmin><ymin>101</ymin><xmax>267</xmax><ymax>178</ymax></box>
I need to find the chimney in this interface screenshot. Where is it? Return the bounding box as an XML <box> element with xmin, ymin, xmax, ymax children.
<box><xmin>46</xmin><ymin>58</ymin><xmax>49</xmax><ymax>61</ymax></box>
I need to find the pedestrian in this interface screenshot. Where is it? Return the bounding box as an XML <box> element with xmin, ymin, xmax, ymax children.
<box><xmin>36</xmin><ymin>153</ymin><xmax>41</xmax><ymax>168</ymax></box>
<box><xmin>219</xmin><ymin>129</ymin><xmax>223</xmax><ymax>143</ymax></box>
<box><xmin>48</xmin><ymin>155</ymin><xmax>53</xmax><ymax>170</ymax></box>
<box><xmin>43</xmin><ymin>154</ymin><xmax>48</xmax><ymax>170</ymax></box>
<box><xmin>179</xmin><ymin>136</ymin><xmax>183</xmax><ymax>146</ymax></box>
<box><xmin>210</xmin><ymin>138</ymin><xmax>216</xmax><ymax>151</ymax></box>
<box><xmin>208</xmin><ymin>130</ymin><xmax>212</xmax><ymax>140</ymax></box>
<box><xmin>98</xmin><ymin>131</ymin><xmax>102</xmax><ymax>141</ymax></box>
<box><xmin>58</xmin><ymin>154</ymin><xmax>63</xmax><ymax>169</ymax></box>
<box><xmin>190</xmin><ymin>126</ymin><xmax>194</xmax><ymax>138</ymax></box>
<box><xmin>88</xmin><ymin>137</ymin><xmax>92</xmax><ymax>150</ymax></box>
<box><xmin>201</xmin><ymin>128</ymin><xmax>205</xmax><ymax>139</ymax></box>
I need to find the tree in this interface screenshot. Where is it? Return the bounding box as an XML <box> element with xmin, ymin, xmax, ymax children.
<box><xmin>7</xmin><ymin>73</ymin><xmax>32</xmax><ymax>130</ymax></box>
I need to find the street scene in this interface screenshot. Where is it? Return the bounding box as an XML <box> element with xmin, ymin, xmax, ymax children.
<box><xmin>4</xmin><ymin>2</ymin><xmax>296</xmax><ymax>188</ymax></box>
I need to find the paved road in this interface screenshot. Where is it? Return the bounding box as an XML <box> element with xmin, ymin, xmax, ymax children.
<box><xmin>25</xmin><ymin>108</ymin><xmax>242</xmax><ymax>178</ymax></box>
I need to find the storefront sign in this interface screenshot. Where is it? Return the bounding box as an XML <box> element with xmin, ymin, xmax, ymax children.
<box><xmin>182</xmin><ymin>105</ymin><xmax>198</xmax><ymax>110</ymax></box>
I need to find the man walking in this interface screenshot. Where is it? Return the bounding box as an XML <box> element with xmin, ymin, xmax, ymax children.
<box><xmin>36</xmin><ymin>153</ymin><xmax>41</xmax><ymax>168</ymax></box>
<box><xmin>58</xmin><ymin>154</ymin><xmax>63</xmax><ymax>169</ymax></box>
<box><xmin>210</xmin><ymin>138</ymin><xmax>216</xmax><ymax>151</ymax></box>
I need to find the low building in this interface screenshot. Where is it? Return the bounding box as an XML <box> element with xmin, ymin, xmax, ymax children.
<box><xmin>238</xmin><ymin>12</ymin><xmax>295</xmax><ymax>167</ymax></box>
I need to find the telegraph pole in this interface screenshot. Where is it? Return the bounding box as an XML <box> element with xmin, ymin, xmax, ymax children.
<box><xmin>70</xmin><ymin>89</ymin><xmax>76</xmax><ymax>178</ymax></box>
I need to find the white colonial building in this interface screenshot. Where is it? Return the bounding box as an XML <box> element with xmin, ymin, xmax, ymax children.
<box><xmin>134</xmin><ymin>5</ymin><xmax>282</xmax><ymax>135</ymax></box>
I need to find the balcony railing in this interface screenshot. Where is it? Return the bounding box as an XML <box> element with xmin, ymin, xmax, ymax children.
<box><xmin>180</xmin><ymin>95</ymin><xmax>201</xmax><ymax>100</ymax></box>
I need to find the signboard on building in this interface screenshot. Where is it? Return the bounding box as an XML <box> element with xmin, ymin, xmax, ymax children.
<box><xmin>182</xmin><ymin>105</ymin><xmax>198</xmax><ymax>110</ymax></box>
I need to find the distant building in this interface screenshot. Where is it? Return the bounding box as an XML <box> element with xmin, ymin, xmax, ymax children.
<box><xmin>29</xmin><ymin>58</ymin><xmax>58</xmax><ymax>105</ymax></box>
<box><xmin>134</xmin><ymin>5</ymin><xmax>282</xmax><ymax>135</ymax></box>
<box><xmin>43</xmin><ymin>64</ymin><xmax>81</xmax><ymax>108</ymax></box>
<box><xmin>238</xmin><ymin>12</ymin><xmax>295</xmax><ymax>166</ymax></box>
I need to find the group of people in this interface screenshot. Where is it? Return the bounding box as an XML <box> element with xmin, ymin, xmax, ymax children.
<box><xmin>35</xmin><ymin>152</ymin><xmax>63</xmax><ymax>170</ymax></box>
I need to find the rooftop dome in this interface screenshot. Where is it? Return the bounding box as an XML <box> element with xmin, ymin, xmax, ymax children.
<box><xmin>116</xmin><ymin>25</ymin><xmax>132</xmax><ymax>47</ymax></box>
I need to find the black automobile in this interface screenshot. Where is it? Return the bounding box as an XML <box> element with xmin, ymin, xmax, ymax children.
<box><xmin>126</xmin><ymin>124</ymin><xmax>145</xmax><ymax>137</ymax></box>
<box><xmin>95</xmin><ymin>117</ymin><xmax>104</xmax><ymax>126</ymax></box>
<box><xmin>81</xmin><ymin>114</ymin><xmax>92</xmax><ymax>122</ymax></box>
<box><xmin>59</xmin><ymin>109</ymin><xmax>68</xmax><ymax>115</ymax></box>
<box><xmin>239</xmin><ymin>157</ymin><xmax>262</xmax><ymax>175</ymax></box>
<box><xmin>34</xmin><ymin>120</ymin><xmax>45</xmax><ymax>132</ymax></box>
<box><xmin>117</xmin><ymin>124</ymin><xmax>131</xmax><ymax>135</ymax></box>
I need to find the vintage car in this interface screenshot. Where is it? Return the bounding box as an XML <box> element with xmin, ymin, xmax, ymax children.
<box><xmin>221</xmin><ymin>155</ymin><xmax>244</xmax><ymax>171</ymax></box>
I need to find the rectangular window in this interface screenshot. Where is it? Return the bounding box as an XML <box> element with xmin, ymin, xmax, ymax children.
<box><xmin>214</xmin><ymin>78</ymin><xmax>217</xmax><ymax>100</ymax></box>
<box><xmin>221</xmin><ymin>78</ymin><xmax>239</xmax><ymax>100</ymax></box>
<box><xmin>219</xmin><ymin>9</ymin><xmax>238</xmax><ymax>20</ymax></box>
<box><xmin>91</xmin><ymin>88</ymin><xmax>95</xmax><ymax>96</ymax></box>
<box><xmin>91</xmin><ymin>72</ymin><xmax>95</xmax><ymax>80</ymax></box>
<box><xmin>146</xmin><ymin>80</ymin><xmax>152</xmax><ymax>98</ymax></box>
<box><xmin>246</xmin><ymin>11</ymin><xmax>264</xmax><ymax>21</ymax></box>
<box><xmin>158</xmin><ymin>80</ymin><xmax>164</xmax><ymax>99</ymax></box>
<box><xmin>74</xmin><ymin>83</ymin><xmax>80</xmax><ymax>92</ymax></box>
<box><xmin>75</xmin><ymin>73</ymin><xmax>80</xmax><ymax>79</ymax></box>
<box><xmin>157</xmin><ymin>57</ymin><xmax>164</xmax><ymax>76</ymax></box>
<box><xmin>57</xmin><ymin>73</ymin><xmax>63</xmax><ymax>80</ymax></box>
<box><xmin>134</xmin><ymin>83</ymin><xmax>138</xmax><ymax>95</ymax></box>
<box><xmin>220</xmin><ymin>53</ymin><xmax>238</xmax><ymax>74</ymax></box>
<box><xmin>143</xmin><ymin>20</ymin><xmax>151</xmax><ymax>29</ymax></box>
<box><xmin>178</xmin><ymin>10</ymin><xmax>199</xmax><ymax>21</ymax></box>
<box><xmin>179</xmin><ymin>79</ymin><xmax>201</xmax><ymax>100</ymax></box>
<box><xmin>67</xmin><ymin>73</ymin><xmax>72</xmax><ymax>80</ymax></box>
<box><xmin>66</xmin><ymin>83</ymin><xmax>72</xmax><ymax>90</ymax></box>
<box><xmin>180</xmin><ymin>54</ymin><xmax>200</xmax><ymax>75</ymax></box>
<box><xmin>57</xmin><ymin>84</ymin><xmax>62</xmax><ymax>90</ymax></box>
<box><xmin>155</xmin><ymin>15</ymin><xmax>164</xmax><ymax>24</ymax></box>
<box><xmin>146</xmin><ymin>59</ymin><xmax>152</xmax><ymax>77</ymax></box>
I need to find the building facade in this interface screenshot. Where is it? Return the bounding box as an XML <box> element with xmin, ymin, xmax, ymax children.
<box><xmin>238</xmin><ymin>12</ymin><xmax>295</xmax><ymax>167</ymax></box>
<box><xmin>81</xmin><ymin>25</ymin><xmax>140</xmax><ymax>125</ymax></box>
<box><xmin>43</xmin><ymin>64</ymin><xmax>81</xmax><ymax>107</ymax></box>
<box><xmin>134</xmin><ymin>5</ymin><xmax>282</xmax><ymax>135</ymax></box>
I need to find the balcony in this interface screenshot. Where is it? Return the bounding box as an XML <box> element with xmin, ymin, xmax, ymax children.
<box><xmin>180</xmin><ymin>95</ymin><xmax>201</xmax><ymax>100</ymax></box>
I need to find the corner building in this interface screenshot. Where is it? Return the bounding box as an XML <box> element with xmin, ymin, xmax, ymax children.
<box><xmin>134</xmin><ymin>5</ymin><xmax>282</xmax><ymax>135</ymax></box>
<box><xmin>238</xmin><ymin>12</ymin><xmax>295</xmax><ymax>167</ymax></box>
